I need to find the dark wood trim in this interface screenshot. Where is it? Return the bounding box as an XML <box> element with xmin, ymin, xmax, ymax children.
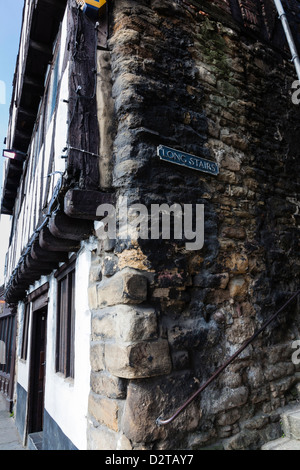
<box><xmin>55</xmin><ymin>255</ymin><xmax>77</xmax><ymax>280</ymax></box>
<box><xmin>0</xmin><ymin>313</ymin><xmax>17</xmax><ymax>411</ymax></box>
<box><xmin>21</xmin><ymin>303</ymin><xmax>30</xmax><ymax>361</ymax></box>
<box><xmin>27</xmin><ymin>306</ymin><xmax>48</xmax><ymax>434</ymax></box>
<box><xmin>67</xmin><ymin>6</ymin><xmax>100</xmax><ymax>190</ymax></box>
<box><xmin>28</xmin><ymin>283</ymin><xmax>49</xmax><ymax>304</ymax></box>
<box><xmin>55</xmin><ymin>257</ymin><xmax>76</xmax><ymax>379</ymax></box>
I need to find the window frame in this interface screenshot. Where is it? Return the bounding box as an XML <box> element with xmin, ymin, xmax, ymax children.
<box><xmin>55</xmin><ymin>257</ymin><xmax>76</xmax><ymax>379</ymax></box>
<box><xmin>21</xmin><ymin>302</ymin><xmax>30</xmax><ymax>361</ymax></box>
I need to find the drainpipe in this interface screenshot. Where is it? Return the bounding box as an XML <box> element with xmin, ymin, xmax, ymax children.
<box><xmin>273</xmin><ymin>0</ymin><xmax>300</xmax><ymax>81</ymax></box>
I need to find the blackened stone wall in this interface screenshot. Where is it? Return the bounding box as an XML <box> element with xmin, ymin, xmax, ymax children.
<box><xmin>88</xmin><ymin>0</ymin><xmax>300</xmax><ymax>450</ymax></box>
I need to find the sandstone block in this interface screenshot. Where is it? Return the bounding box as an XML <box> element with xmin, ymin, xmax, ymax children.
<box><xmin>88</xmin><ymin>392</ymin><xmax>119</xmax><ymax>432</ymax></box>
<box><xmin>97</xmin><ymin>268</ymin><xmax>148</xmax><ymax>307</ymax></box>
<box><xmin>116</xmin><ymin>305</ymin><xmax>157</xmax><ymax>342</ymax></box>
<box><xmin>226</xmin><ymin>253</ymin><xmax>248</xmax><ymax>274</ymax></box>
<box><xmin>92</xmin><ymin>311</ymin><xmax>116</xmax><ymax>340</ymax></box>
<box><xmin>87</xmin><ymin>424</ymin><xmax>118</xmax><ymax>450</ymax></box>
<box><xmin>91</xmin><ymin>371</ymin><xmax>126</xmax><ymax>399</ymax></box>
<box><xmin>216</xmin><ymin>408</ymin><xmax>241</xmax><ymax>426</ymax></box>
<box><xmin>122</xmin><ymin>373</ymin><xmax>200</xmax><ymax>444</ymax></box>
<box><xmin>211</xmin><ymin>386</ymin><xmax>249</xmax><ymax>414</ymax></box>
<box><xmin>247</xmin><ymin>366</ymin><xmax>264</xmax><ymax>389</ymax></box>
<box><xmin>264</xmin><ymin>363</ymin><xmax>295</xmax><ymax>382</ymax></box>
<box><xmin>88</xmin><ymin>284</ymin><xmax>98</xmax><ymax>310</ymax></box>
<box><xmin>222</xmin><ymin>226</ymin><xmax>246</xmax><ymax>240</ymax></box>
<box><xmin>90</xmin><ymin>341</ymin><xmax>105</xmax><ymax>372</ymax></box>
<box><xmin>116</xmin><ymin>434</ymin><xmax>133</xmax><ymax>450</ymax></box>
<box><xmin>91</xmin><ymin>305</ymin><xmax>158</xmax><ymax>342</ymax></box>
<box><xmin>105</xmin><ymin>339</ymin><xmax>172</xmax><ymax>379</ymax></box>
<box><xmin>229</xmin><ymin>276</ymin><xmax>248</xmax><ymax>299</ymax></box>
<box><xmin>227</xmin><ymin>316</ymin><xmax>255</xmax><ymax>344</ymax></box>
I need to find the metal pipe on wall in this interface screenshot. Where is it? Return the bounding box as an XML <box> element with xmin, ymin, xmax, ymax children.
<box><xmin>273</xmin><ymin>0</ymin><xmax>300</xmax><ymax>81</ymax></box>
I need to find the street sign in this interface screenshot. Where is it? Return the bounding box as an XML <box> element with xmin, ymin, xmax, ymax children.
<box><xmin>157</xmin><ymin>145</ymin><xmax>219</xmax><ymax>176</ymax></box>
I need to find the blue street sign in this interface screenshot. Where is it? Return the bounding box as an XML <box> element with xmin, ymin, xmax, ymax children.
<box><xmin>157</xmin><ymin>145</ymin><xmax>219</xmax><ymax>176</ymax></box>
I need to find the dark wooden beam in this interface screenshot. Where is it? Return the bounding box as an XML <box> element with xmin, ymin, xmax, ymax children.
<box><xmin>29</xmin><ymin>39</ymin><xmax>53</xmax><ymax>57</ymax></box>
<box><xmin>39</xmin><ymin>226</ymin><xmax>81</xmax><ymax>252</ymax></box>
<box><xmin>14</xmin><ymin>128</ymin><xmax>32</xmax><ymax>143</ymax></box>
<box><xmin>23</xmin><ymin>76</ymin><xmax>45</xmax><ymax>94</ymax></box>
<box><xmin>17</xmin><ymin>264</ymin><xmax>43</xmax><ymax>280</ymax></box>
<box><xmin>68</xmin><ymin>8</ymin><xmax>100</xmax><ymax>189</ymax></box>
<box><xmin>31</xmin><ymin>239</ymin><xmax>69</xmax><ymax>263</ymax></box>
<box><xmin>0</xmin><ymin>206</ymin><xmax>13</xmax><ymax>216</ymax></box>
<box><xmin>24</xmin><ymin>254</ymin><xmax>59</xmax><ymax>273</ymax></box>
<box><xmin>3</xmin><ymin>189</ymin><xmax>18</xmax><ymax>198</ymax></box>
<box><xmin>49</xmin><ymin>211</ymin><xmax>94</xmax><ymax>241</ymax></box>
<box><xmin>7</xmin><ymin>160</ymin><xmax>24</xmax><ymax>172</ymax></box>
<box><xmin>18</xmin><ymin>107</ymin><xmax>37</xmax><ymax>119</ymax></box>
<box><xmin>39</xmin><ymin>0</ymin><xmax>67</xmax><ymax>11</ymax></box>
<box><xmin>64</xmin><ymin>189</ymin><xmax>115</xmax><ymax>220</ymax></box>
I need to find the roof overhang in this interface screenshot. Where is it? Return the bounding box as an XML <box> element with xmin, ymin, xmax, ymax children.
<box><xmin>1</xmin><ymin>0</ymin><xmax>67</xmax><ymax>215</ymax></box>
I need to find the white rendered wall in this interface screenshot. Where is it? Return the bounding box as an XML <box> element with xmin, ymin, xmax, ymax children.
<box><xmin>43</xmin><ymin>244</ymin><xmax>92</xmax><ymax>450</ymax></box>
<box><xmin>16</xmin><ymin>243</ymin><xmax>92</xmax><ymax>450</ymax></box>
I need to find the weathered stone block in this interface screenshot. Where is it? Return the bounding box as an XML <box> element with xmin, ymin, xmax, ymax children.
<box><xmin>116</xmin><ymin>305</ymin><xmax>158</xmax><ymax>342</ymax></box>
<box><xmin>216</xmin><ymin>408</ymin><xmax>241</xmax><ymax>426</ymax></box>
<box><xmin>264</xmin><ymin>363</ymin><xmax>294</xmax><ymax>382</ymax></box>
<box><xmin>91</xmin><ymin>371</ymin><xmax>126</xmax><ymax>399</ymax></box>
<box><xmin>105</xmin><ymin>339</ymin><xmax>172</xmax><ymax>379</ymax></box>
<box><xmin>91</xmin><ymin>305</ymin><xmax>158</xmax><ymax>342</ymax></box>
<box><xmin>247</xmin><ymin>366</ymin><xmax>264</xmax><ymax>389</ymax></box>
<box><xmin>227</xmin><ymin>316</ymin><xmax>255</xmax><ymax>344</ymax></box>
<box><xmin>88</xmin><ymin>284</ymin><xmax>98</xmax><ymax>310</ymax></box>
<box><xmin>225</xmin><ymin>253</ymin><xmax>248</xmax><ymax>274</ymax></box>
<box><xmin>116</xmin><ymin>434</ymin><xmax>133</xmax><ymax>450</ymax></box>
<box><xmin>122</xmin><ymin>374</ymin><xmax>200</xmax><ymax>444</ymax></box>
<box><xmin>92</xmin><ymin>311</ymin><xmax>116</xmax><ymax>341</ymax></box>
<box><xmin>87</xmin><ymin>424</ymin><xmax>118</xmax><ymax>450</ymax></box>
<box><xmin>222</xmin><ymin>226</ymin><xmax>246</xmax><ymax>239</ymax></box>
<box><xmin>97</xmin><ymin>268</ymin><xmax>148</xmax><ymax>307</ymax></box>
<box><xmin>229</xmin><ymin>276</ymin><xmax>248</xmax><ymax>299</ymax></box>
<box><xmin>211</xmin><ymin>386</ymin><xmax>249</xmax><ymax>414</ymax></box>
<box><xmin>224</xmin><ymin>429</ymin><xmax>261</xmax><ymax>451</ymax></box>
<box><xmin>90</xmin><ymin>341</ymin><xmax>105</xmax><ymax>372</ymax></box>
<box><xmin>88</xmin><ymin>392</ymin><xmax>119</xmax><ymax>432</ymax></box>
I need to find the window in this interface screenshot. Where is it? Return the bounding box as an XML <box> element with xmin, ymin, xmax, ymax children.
<box><xmin>0</xmin><ymin>314</ymin><xmax>15</xmax><ymax>374</ymax></box>
<box><xmin>46</xmin><ymin>47</ymin><xmax>60</xmax><ymax>129</ymax></box>
<box><xmin>55</xmin><ymin>258</ymin><xmax>76</xmax><ymax>379</ymax></box>
<box><xmin>21</xmin><ymin>302</ymin><xmax>30</xmax><ymax>361</ymax></box>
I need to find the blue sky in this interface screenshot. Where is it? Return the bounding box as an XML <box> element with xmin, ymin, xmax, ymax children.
<box><xmin>0</xmin><ymin>1</ymin><xmax>24</xmax><ymax>284</ymax></box>
<box><xmin>0</xmin><ymin>0</ymin><xmax>24</xmax><ymax>191</ymax></box>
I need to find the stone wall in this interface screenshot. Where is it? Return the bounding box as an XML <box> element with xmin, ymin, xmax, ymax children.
<box><xmin>87</xmin><ymin>0</ymin><xmax>300</xmax><ymax>450</ymax></box>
